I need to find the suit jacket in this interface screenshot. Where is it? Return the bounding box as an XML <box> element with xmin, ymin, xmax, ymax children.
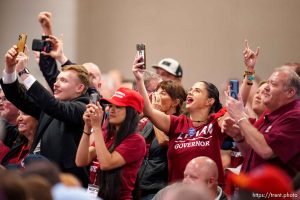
<box><xmin>1</xmin><ymin>119</ymin><xmax>19</xmax><ymax>148</ymax></box>
<box><xmin>0</xmin><ymin>79</ymin><xmax>89</xmax><ymax>185</ymax></box>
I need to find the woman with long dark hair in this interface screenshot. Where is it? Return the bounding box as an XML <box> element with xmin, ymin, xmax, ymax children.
<box><xmin>76</xmin><ymin>87</ymin><xmax>146</xmax><ymax>200</ymax></box>
<box><xmin>132</xmin><ymin>55</ymin><xmax>228</xmax><ymax>187</ymax></box>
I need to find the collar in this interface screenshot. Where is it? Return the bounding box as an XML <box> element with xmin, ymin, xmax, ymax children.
<box><xmin>265</xmin><ymin>99</ymin><xmax>300</xmax><ymax>123</ymax></box>
<box><xmin>214</xmin><ymin>186</ymin><xmax>223</xmax><ymax>200</ymax></box>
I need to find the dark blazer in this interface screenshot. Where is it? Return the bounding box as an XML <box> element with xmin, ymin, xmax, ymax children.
<box><xmin>1</xmin><ymin>119</ymin><xmax>19</xmax><ymax>148</ymax></box>
<box><xmin>0</xmin><ymin>79</ymin><xmax>89</xmax><ymax>186</ymax></box>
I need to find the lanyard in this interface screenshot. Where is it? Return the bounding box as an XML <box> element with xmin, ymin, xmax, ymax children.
<box><xmin>17</xmin><ymin>144</ymin><xmax>30</xmax><ymax>161</ymax></box>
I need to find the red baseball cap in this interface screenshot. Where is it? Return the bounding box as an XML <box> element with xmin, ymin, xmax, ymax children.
<box><xmin>100</xmin><ymin>87</ymin><xmax>144</xmax><ymax>113</ymax></box>
<box><xmin>226</xmin><ymin>165</ymin><xmax>293</xmax><ymax>198</ymax></box>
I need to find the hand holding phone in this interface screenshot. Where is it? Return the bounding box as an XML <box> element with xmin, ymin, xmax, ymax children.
<box><xmin>17</xmin><ymin>33</ymin><xmax>27</xmax><ymax>53</ymax></box>
<box><xmin>136</xmin><ymin>43</ymin><xmax>146</xmax><ymax>69</ymax></box>
<box><xmin>230</xmin><ymin>80</ymin><xmax>239</xmax><ymax>100</ymax></box>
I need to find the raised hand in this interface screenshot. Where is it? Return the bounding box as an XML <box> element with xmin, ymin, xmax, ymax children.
<box><xmin>15</xmin><ymin>51</ymin><xmax>29</xmax><ymax>73</ymax></box>
<box><xmin>87</xmin><ymin>102</ymin><xmax>104</xmax><ymax>128</ymax></box>
<box><xmin>5</xmin><ymin>46</ymin><xmax>18</xmax><ymax>73</ymax></box>
<box><xmin>41</xmin><ymin>34</ymin><xmax>67</xmax><ymax>64</ymax></box>
<box><xmin>243</xmin><ymin>40</ymin><xmax>260</xmax><ymax>70</ymax></box>
<box><xmin>38</xmin><ymin>11</ymin><xmax>53</xmax><ymax>35</ymax></box>
<box><xmin>132</xmin><ymin>53</ymin><xmax>145</xmax><ymax>81</ymax></box>
<box><xmin>221</xmin><ymin>117</ymin><xmax>241</xmax><ymax>138</ymax></box>
<box><xmin>83</xmin><ymin>105</ymin><xmax>92</xmax><ymax>131</ymax></box>
<box><xmin>225</xmin><ymin>88</ymin><xmax>247</xmax><ymax>122</ymax></box>
<box><xmin>151</xmin><ymin>92</ymin><xmax>162</xmax><ymax>111</ymax></box>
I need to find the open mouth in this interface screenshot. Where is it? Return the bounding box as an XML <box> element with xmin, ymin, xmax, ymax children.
<box><xmin>186</xmin><ymin>97</ymin><xmax>194</xmax><ymax>104</ymax></box>
<box><xmin>53</xmin><ymin>89</ymin><xmax>61</xmax><ymax>95</ymax></box>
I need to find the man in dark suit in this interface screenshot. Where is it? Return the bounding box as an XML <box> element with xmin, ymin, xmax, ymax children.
<box><xmin>1</xmin><ymin>46</ymin><xmax>90</xmax><ymax>186</ymax></box>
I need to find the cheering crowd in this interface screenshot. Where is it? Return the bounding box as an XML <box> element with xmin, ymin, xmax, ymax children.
<box><xmin>0</xmin><ymin>11</ymin><xmax>299</xmax><ymax>200</ymax></box>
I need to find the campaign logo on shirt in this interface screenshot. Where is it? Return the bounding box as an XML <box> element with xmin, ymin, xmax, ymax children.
<box><xmin>176</xmin><ymin>123</ymin><xmax>214</xmax><ymax>141</ymax></box>
<box><xmin>174</xmin><ymin>123</ymin><xmax>215</xmax><ymax>150</ymax></box>
<box><xmin>188</xmin><ymin>128</ymin><xmax>196</xmax><ymax>137</ymax></box>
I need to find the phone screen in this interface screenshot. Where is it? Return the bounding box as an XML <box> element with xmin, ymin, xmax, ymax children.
<box><xmin>230</xmin><ymin>80</ymin><xmax>239</xmax><ymax>100</ymax></box>
<box><xmin>136</xmin><ymin>43</ymin><xmax>146</xmax><ymax>69</ymax></box>
<box><xmin>17</xmin><ymin>33</ymin><xmax>27</xmax><ymax>53</ymax></box>
<box><xmin>90</xmin><ymin>93</ymin><xmax>98</xmax><ymax>104</ymax></box>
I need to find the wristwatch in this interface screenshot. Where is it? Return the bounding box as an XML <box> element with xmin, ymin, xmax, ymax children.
<box><xmin>18</xmin><ymin>68</ymin><xmax>30</xmax><ymax>76</ymax></box>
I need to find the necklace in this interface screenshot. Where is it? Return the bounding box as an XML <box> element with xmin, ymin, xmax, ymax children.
<box><xmin>192</xmin><ymin>120</ymin><xmax>207</xmax><ymax>123</ymax></box>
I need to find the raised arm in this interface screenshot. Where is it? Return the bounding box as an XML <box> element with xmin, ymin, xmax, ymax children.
<box><xmin>38</xmin><ymin>11</ymin><xmax>53</xmax><ymax>36</ymax></box>
<box><xmin>1</xmin><ymin>46</ymin><xmax>41</xmax><ymax>119</ymax></box>
<box><xmin>132</xmin><ymin>54</ymin><xmax>171</xmax><ymax>133</ymax></box>
<box><xmin>88</xmin><ymin>103</ymin><xmax>126</xmax><ymax>170</ymax></box>
<box><xmin>39</xmin><ymin>34</ymin><xmax>72</xmax><ymax>90</ymax></box>
<box><xmin>240</xmin><ymin>40</ymin><xmax>260</xmax><ymax>106</ymax></box>
<box><xmin>226</xmin><ymin>93</ymin><xmax>274</xmax><ymax>159</ymax></box>
<box><xmin>36</xmin><ymin>11</ymin><xmax>58</xmax><ymax>91</ymax></box>
<box><xmin>37</xmin><ymin>12</ymin><xmax>72</xmax><ymax>91</ymax></box>
<box><xmin>221</xmin><ymin>116</ymin><xmax>250</xmax><ymax>156</ymax></box>
<box><xmin>14</xmin><ymin>49</ymin><xmax>87</xmax><ymax>125</ymax></box>
<box><xmin>76</xmin><ymin>104</ymin><xmax>97</xmax><ymax>167</ymax></box>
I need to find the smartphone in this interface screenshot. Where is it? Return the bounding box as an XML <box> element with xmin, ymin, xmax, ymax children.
<box><xmin>136</xmin><ymin>43</ymin><xmax>146</xmax><ymax>69</ymax></box>
<box><xmin>90</xmin><ymin>93</ymin><xmax>98</xmax><ymax>104</ymax></box>
<box><xmin>17</xmin><ymin>33</ymin><xmax>27</xmax><ymax>53</ymax></box>
<box><xmin>230</xmin><ymin>80</ymin><xmax>239</xmax><ymax>100</ymax></box>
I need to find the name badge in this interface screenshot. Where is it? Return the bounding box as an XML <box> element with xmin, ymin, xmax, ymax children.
<box><xmin>87</xmin><ymin>184</ymin><xmax>100</xmax><ymax>198</ymax></box>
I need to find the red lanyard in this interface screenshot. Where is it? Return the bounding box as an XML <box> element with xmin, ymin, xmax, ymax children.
<box><xmin>17</xmin><ymin>144</ymin><xmax>29</xmax><ymax>161</ymax></box>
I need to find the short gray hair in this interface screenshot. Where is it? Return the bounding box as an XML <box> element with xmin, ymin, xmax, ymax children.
<box><xmin>275</xmin><ymin>66</ymin><xmax>300</xmax><ymax>98</ymax></box>
<box><xmin>143</xmin><ymin>70</ymin><xmax>161</xmax><ymax>88</ymax></box>
<box><xmin>132</xmin><ymin>70</ymin><xmax>161</xmax><ymax>91</ymax></box>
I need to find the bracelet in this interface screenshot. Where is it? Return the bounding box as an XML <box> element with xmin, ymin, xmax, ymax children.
<box><xmin>83</xmin><ymin>131</ymin><xmax>91</xmax><ymax>136</ymax></box>
<box><xmin>243</xmin><ymin>70</ymin><xmax>255</xmax><ymax>78</ymax></box>
<box><xmin>237</xmin><ymin>116</ymin><xmax>248</xmax><ymax>124</ymax></box>
<box><xmin>247</xmin><ymin>74</ymin><xmax>255</xmax><ymax>81</ymax></box>
<box><xmin>234</xmin><ymin>136</ymin><xmax>245</xmax><ymax>143</ymax></box>
<box><xmin>244</xmin><ymin>69</ymin><xmax>255</xmax><ymax>75</ymax></box>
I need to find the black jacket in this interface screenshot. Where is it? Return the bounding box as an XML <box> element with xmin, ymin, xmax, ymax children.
<box><xmin>138</xmin><ymin>121</ymin><xmax>168</xmax><ymax>195</ymax></box>
<box><xmin>1</xmin><ymin>119</ymin><xmax>19</xmax><ymax>148</ymax></box>
<box><xmin>0</xmin><ymin>79</ymin><xmax>89</xmax><ymax>186</ymax></box>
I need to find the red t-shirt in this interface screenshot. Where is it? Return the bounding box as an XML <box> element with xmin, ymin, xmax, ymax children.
<box><xmin>90</xmin><ymin>132</ymin><xmax>146</xmax><ymax>200</ymax></box>
<box><xmin>242</xmin><ymin>100</ymin><xmax>300</xmax><ymax>177</ymax></box>
<box><xmin>167</xmin><ymin>110</ymin><xmax>226</xmax><ymax>185</ymax></box>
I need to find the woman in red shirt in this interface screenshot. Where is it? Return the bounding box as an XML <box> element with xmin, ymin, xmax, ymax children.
<box><xmin>133</xmin><ymin>55</ymin><xmax>228</xmax><ymax>186</ymax></box>
<box><xmin>76</xmin><ymin>87</ymin><xmax>146</xmax><ymax>200</ymax></box>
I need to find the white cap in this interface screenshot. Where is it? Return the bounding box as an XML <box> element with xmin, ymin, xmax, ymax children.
<box><xmin>152</xmin><ymin>58</ymin><xmax>183</xmax><ymax>78</ymax></box>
